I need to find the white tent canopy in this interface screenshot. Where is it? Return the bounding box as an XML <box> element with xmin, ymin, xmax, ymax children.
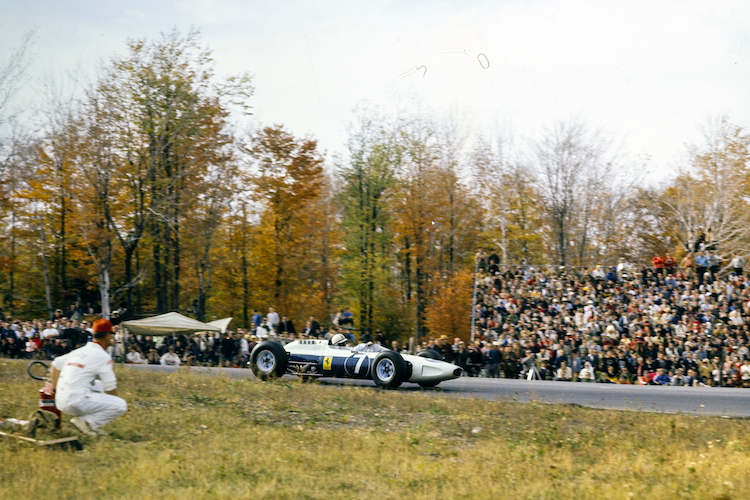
<box><xmin>122</xmin><ymin>312</ymin><xmax>222</xmax><ymax>336</ymax></box>
<box><xmin>206</xmin><ymin>317</ymin><xmax>233</xmax><ymax>334</ymax></box>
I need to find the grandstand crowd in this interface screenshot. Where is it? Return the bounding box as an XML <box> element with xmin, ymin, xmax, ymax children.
<box><xmin>3</xmin><ymin>248</ymin><xmax>750</xmax><ymax>388</ymax></box>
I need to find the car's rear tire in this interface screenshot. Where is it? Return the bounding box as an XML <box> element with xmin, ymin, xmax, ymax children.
<box><xmin>250</xmin><ymin>341</ymin><xmax>288</xmax><ymax>380</ymax></box>
<box><xmin>418</xmin><ymin>381</ymin><xmax>441</xmax><ymax>388</ymax></box>
<box><xmin>417</xmin><ymin>349</ymin><xmax>443</xmax><ymax>361</ymax></box>
<box><xmin>372</xmin><ymin>351</ymin><xmax>407</xmax><ymax>389</ymax></box>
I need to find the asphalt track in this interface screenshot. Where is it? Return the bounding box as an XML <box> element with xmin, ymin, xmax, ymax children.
<box><xmin>124</xmin><ymin>364</ymin><xmax>750</xmax><ymax>418</ymax></box>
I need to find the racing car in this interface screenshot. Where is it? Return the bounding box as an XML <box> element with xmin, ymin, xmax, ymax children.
<box><xmin>249</xmin><ymin>334</ymin><xmax>462</xmax><ymax>389</ymax></box>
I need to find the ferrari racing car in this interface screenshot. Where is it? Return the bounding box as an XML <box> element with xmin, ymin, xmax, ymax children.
<box><xmin>249</xmin><ymin>335</ymin><xmax>462</xmax><ymax>389</ymax></box>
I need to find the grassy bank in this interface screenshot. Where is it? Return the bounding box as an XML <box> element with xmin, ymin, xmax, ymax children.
<box><xmin>0</xmin><ymin>360</ymin><xmax>747</xmax><ymax>499</ymax></box>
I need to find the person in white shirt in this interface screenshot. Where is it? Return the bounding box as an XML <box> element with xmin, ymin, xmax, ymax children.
<box><xmin>579</xmin><ymin>361</ymin><xmax>595</xmax><ymax>382</ymax></box>
<box><xmin>160</xmin><ymin>346</ymin><xmax>181</xmax><ymax>366</ymax></box>
<box><xmin>255</xmin><ymin>323</ymin><xmax>269</xmax><ymax>339</ymax></box>
<box><xmin>50</xmin><ymin>319</ymin><xmax>127</xmax><ymax>436</ymax></box>
<box><xmin>239</xmin><ymin>335</ymin><xmax>249</xmax><ymax>361</ymax></box>
<box><xmin>126</xmin><ymin>345</ymin><xmax>148</xmax><ymax>365</ymax></box>
<box><xmin>741</xmin><ymin>359</ymin><xmax>750</xmax><ymax>387</ymax></box>
<box><xmin>41</xmin><ymin>320</ymin><xmax>59</xmax><ymax>340</ymax></box>
<box><xmin>555</xmin><ymin>361</ymin><xmax>573</xmax><ymax>381</ymax></box>
<box><xmin>266</xmin><ymin>307</ymin><xmax>280</xmax><ymax>331</ymax></box>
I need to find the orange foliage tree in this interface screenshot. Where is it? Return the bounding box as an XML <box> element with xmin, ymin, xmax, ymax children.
<box><xmin>424</xmin><ymin>271</ymin><xmax>474</xmax><ymax>343</ymax></box>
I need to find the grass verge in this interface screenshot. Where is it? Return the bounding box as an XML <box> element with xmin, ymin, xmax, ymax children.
<box><xmin>0</xmin><ymin>360</ymin><xmax>747</xmax><ymax>499</ymax></box>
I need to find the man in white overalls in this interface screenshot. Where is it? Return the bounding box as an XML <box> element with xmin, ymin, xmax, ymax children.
<box><xmin>50</xmin><ymin>319</ymin><xmax>127</xmax><ymax>436</ymax></box>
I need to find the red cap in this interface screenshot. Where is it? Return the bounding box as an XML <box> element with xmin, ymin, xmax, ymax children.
<box><xmin>92</xmin><ymin>319</ymin><xmax>114</xmax><ymax>333</ymax></box>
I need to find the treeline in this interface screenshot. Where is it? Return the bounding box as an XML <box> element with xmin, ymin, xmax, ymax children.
<box><xmin>1</xmin><ymin>30</ymin><xmax>749</xmax><ymax>341</ymax></box>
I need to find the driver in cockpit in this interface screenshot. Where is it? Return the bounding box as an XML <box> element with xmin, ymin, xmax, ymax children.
<box><xmin>329</xmin><ymin>333</ymin><xmax>348</xmax><ymax>348</ymax></box>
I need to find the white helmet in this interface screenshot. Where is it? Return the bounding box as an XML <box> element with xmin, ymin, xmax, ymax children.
<box><xmin>331</xmin><ymin>333</ymin><xmax>347</xmax><ymax>346</ymax></box>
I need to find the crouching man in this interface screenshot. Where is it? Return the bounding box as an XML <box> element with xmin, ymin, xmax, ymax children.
<box><xmin>50</xmin><ymin>319</ymin><xmax>127</xmax><ymax>436</ymax></box>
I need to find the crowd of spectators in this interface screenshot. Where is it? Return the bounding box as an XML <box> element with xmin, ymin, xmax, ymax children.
<box><xmin>7</xmin><ymin>250</ymin><xmax>750</xmax><ymax>390</ymax></box>
<box><xmin>455</xmin><ymin>248</ymin><xmax>750</xmax><ymax>387</ymax></box>
<box><xmin>0</xmin><ymin>304</ymin><xmax>370</xmax><ymax>371</ymax></box>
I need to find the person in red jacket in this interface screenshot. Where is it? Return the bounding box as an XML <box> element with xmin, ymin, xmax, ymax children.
<box><xmin>664</xmin><ymin>253</ymin><xmax>675</xmax><ymax>273</ymax></box>
<box><xmin>652</xmin><ymin>255</ymin><xmax>665</xmax><ymax>283</ymax></box>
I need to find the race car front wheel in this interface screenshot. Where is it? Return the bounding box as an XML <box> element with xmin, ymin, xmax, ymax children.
<box><xmin>372</xmin><ymin>351</ymin><xmax>407</xmax><ymax>389</ymax></box>
<box><xmin>250</xmin><ymin>341</ymin><xmax>288</xmax><ymax>380</ymax></box>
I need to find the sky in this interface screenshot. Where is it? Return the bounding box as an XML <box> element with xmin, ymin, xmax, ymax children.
<box><xmin>2</xmin><ymin>0</ymin><xmax>749</xmax><ymax>183</ymax></box>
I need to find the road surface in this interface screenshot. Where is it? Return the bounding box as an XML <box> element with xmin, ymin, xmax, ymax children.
<box><xmin>123</xmin><ymin>364</ymin><xmax>750</xmax><ymax>417</ymax></box>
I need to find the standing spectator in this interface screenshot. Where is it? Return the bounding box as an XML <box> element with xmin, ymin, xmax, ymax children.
<box><xmin>339</xmin><ymin>308</ymin><xmax>353</xmax><ymax>326</ymax></box>
<box><xmin>279</xmin><ymin>316</ymin><xmax>296</xmax><ymax>335</ymax></box>
<box><xmin>266</xmin><ymin>307</ymin><xmax>280</xmax><ymax>331</ymax></box>
<box><xmin>360</xmin><ymin>328</ymin><xmax>372</xmax><ymax>344</ymax></box>
<box><xmin>484</xmin><ymin>345</ymin><xmax>500</xmax><ymax>378</ymax></box>
<box><xmin>707</xmin><ymin>252</ymin><xmax>720</xmax><ymax>281</ymax></box>
<box><xmin>664</xmin><ymin>253</ymin><xmax>675</xmax><ymax>274</ymax></box>
<box><xmin>308</xmin><ymin>316</ymin><xmax>321</xmax><ymax>338</ymax></box>
<box><xmin>616</xmin><ymin>258</ymin><xmax>630</xmax><ymax>280</ymax></box>
<box><xmin>220</xmin><ymin>332</ymin><xmax>237</xmax><ymax>367</ymax></box>
<box><xmin>239</xmin><ymin>334</ymin><xmax>249</xmax><ymax>363</ymax></box>
<box><xmin>730</xmin><ymin>253</ymin><xmax>745</xmax><ymax>277</ymax></box>
<box><xmin>251</xmin><ymin>310</ymin><xmax>263</xmax><ymax>328</ymax></box>
<box><xmin>475</xmin><ymin>248</ymin><xmax>488</xmax><ymax>273</ymax></box>
<box><xmin>680</xmin><ymin>252</ymin><xmax>694</xmax><ymax>280</ymax></box>
<box><xmin>652</xmin><ymin>254</ymin><xmax>665</xmax><ymax>283</ymax></box>
<box><xmin>375</xmin><ymin>330</ymin><xmax>386</xmax><ymax>346</ymax></box>
<box><xmin>695</xmin><ymin>252</ymin><xmax>708</xmax><ymax>285</ymax></box>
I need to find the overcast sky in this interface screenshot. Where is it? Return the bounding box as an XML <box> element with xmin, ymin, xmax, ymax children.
<box><xmin>2</xmin><ymin>0</ymin><xmax>749</xmax><ymax>182</ymax></box>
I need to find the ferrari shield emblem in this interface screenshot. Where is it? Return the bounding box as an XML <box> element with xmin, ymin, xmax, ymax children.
<box><xmin>323</xmin><ymin>357</ymin><xmax>332</xmax><ymax>371</ymax></box>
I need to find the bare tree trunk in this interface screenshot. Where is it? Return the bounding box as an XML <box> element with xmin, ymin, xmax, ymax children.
<box><xmin>39</xmin><ymin>221</ymin><xmax>53</xmax><ymax>320</ymax></box>
<box><xmin>241</xmin><ymin>202</ymin><xmax>249</xmax><ymax>329</ymax></box>
<box><xmin>99</xmin><ymin>266</ymin><xmax>111</xmax><ymax>319</ymax></box>
<box><xmin>8</xmin><ymin>205</ymin><xmax>16</xmax><ymax>314</ymax></box>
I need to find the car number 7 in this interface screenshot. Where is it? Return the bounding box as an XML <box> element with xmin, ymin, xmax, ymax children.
<box><xmin>354</xmin><ymin>354</ymin><xmax>366</xmax><ymax>374</ymax></box>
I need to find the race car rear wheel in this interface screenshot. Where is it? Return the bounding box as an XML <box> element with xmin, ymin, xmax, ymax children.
<box><xmin>372</xmin><ymin>351</ymin><xmax>407</xmax><ymax>389</ymax></box>
<box><xmin>250</xmin><ymin>341</ymin><xmax>288</xmax><ymax>380</ymax></box>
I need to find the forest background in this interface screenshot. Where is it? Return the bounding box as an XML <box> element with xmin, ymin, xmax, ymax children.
<box><xmin>1</xmin><ymin>30</ymin><xmax>749</xmax><ymax>342</ymax></box>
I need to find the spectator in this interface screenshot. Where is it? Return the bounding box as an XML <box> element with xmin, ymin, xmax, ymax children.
<box><xmin>266</xmin><ymin>307</ymin><xmax>280</xmax><ymax>331</ymax></box>
<box><xmin>126</xmin><ymin>345</ymin><xmax>148</xmax><ymax>364</ymax></box>
<box><xmin>680</xmin><ymin>252</ymin><xmax>694</xmax><ymax>280</ymax></box>
<box><xmin>160</xmin><ymin>346</ymin><xmax>181</xmax><ymax>366</ymax></box>
<box><xmin>579</xmin><ymin>361</ymin><xmax>595</xmax><ymax>382</ymax></box>
<box><xmin>695</xmin><ymin>252</ymin><xmax>708</xmax><ymax>285</ymax></box>
<box><xmin>731</xmin><ymin>254</ymin><xmax>745</xmax><ymax>277</ymax></box>
<box><xmin>475</xmin><ymin>248</ymin><xmax>488</xmax><ymax>273</ymax></box>
<box><xmin>555</xmin><ymin>361</ymin><xmax>573</xmax><ymax>381</ymax></box>
<box><xmin>653</xmin><ymin>368</ymin><xmax>671</xmax><ymax>385</ymax></box>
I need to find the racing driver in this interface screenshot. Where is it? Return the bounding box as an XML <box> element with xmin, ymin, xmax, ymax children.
<box><xmin>50</xmin><ymin>318</ymin><xmax>127</xmax><ymax>436</ymax></box>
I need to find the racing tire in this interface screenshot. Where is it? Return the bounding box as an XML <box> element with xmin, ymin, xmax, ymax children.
<box><xmin>372</xmin><ymin>351</ymin><xmax>407</xmax><ymax>389</ymax></box>
<box><xmin>250</xmin><ymin>341</ymin><xmax>288</xmax><ymax>380</ymax></box>
<box><xmin>417</xmin><ymin>349</ymin><xmax>443</xmax><ymax>361</ymax></box>
<box><xmin>418</xmin><ymin>381</ymin><xmax>441</xmax><ymax>388</ymax></box>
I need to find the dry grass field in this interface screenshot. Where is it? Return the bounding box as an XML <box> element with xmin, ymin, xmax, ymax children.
<box><xmin>0</xmin><ymin>360</ymin><xmax>748</xmax><ymax>499</ymax></box>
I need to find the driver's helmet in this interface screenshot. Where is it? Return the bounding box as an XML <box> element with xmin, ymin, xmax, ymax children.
<box><xmin>331</xmin><ymin>333</ymin><xmax>347</xmax><ymax>346</ymax></box>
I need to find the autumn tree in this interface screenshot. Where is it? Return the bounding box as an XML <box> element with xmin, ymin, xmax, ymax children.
<box><xmin>338</xmin><ymin>109</ymin><xmax>402</xmax><ymax>333</ymax></box>
<box><xmin>534</xmin><ymin>120</ymin><xmax>609</xmax><ymax>266</ymax></box>
<box><xmin>424</xmin><ymin>271</ymin><xmax>473</xmax><ymax>342</ymax></box>
<box><xmin>659</xmin><ymin>117</ymin><xmax>750</xmax><ymax>262</ymax></box>
<box><xmin>244</xmin><ymin>124</ymin><xmax>326</xmax><ymax>323</ymax></box>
